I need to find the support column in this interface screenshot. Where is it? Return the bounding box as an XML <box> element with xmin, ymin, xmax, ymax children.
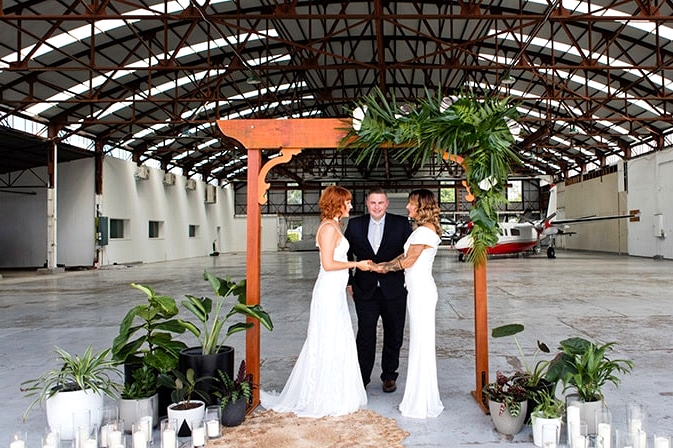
<box><xmin>245</xmin><ymin>149</ymin><xmax>262</xmax><ymax>408</ymax></box>
<box><xmin>41</xmin><ymin>129</ymin><xmax>64</xmax><ymax>274</ymax></box>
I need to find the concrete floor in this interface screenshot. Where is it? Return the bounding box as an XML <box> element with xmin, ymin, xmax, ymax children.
<box><xmin>2</xmin><ymin>248</ymin><xmax>672</xmax><ymax>447</ymax></box>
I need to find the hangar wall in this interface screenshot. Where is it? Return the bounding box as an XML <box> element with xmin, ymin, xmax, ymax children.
<box><xmin>627</xmin><ymin>147</ymin><xmax>673</xmax><ymax>259</ymax></box>
<box><xmin>0</xmin><ymin>156</ymin><xmax>279</xmax><ymax>268</ymax></box>
<box><xmin>557</xmin><ymin>171</ymin><xmax>629</xmax><ymax>254</ymax></box>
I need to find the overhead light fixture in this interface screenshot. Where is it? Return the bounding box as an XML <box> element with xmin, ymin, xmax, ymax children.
<box><xmin>501</xmin><ymin>74</ymin><xmax>515</xmax><ymax>85</ymax></box>
<box><xmin>246</xmin><ymin>73</ymin><xmax>261</xmax><ymax>85</ymax></box>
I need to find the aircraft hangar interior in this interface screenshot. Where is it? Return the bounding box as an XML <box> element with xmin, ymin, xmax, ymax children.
<box><xmin>1</xmin><ymin>1</ymin><xmax>673</xmax><ymax>447</ymax></box>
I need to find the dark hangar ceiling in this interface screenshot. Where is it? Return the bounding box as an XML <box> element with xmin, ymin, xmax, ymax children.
<box><xmin>2</xmin><ymin>0</ymin><xmax>673</xmax><ymax>186</ymax></box>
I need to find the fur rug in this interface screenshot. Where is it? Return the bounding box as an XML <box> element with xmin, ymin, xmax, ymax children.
<box><xmin>211</xmin><ymin>409</ymin><xmax>409</xmax><ymax>447</ymax></box>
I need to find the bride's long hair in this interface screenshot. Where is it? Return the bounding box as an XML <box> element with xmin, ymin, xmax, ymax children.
<box><xmin>409</xmin><ymin>189</ymin><xmax>441</xmax><ymax>236</ymax></box>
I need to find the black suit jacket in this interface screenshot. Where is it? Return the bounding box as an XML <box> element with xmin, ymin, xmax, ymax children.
<box><xmin>344</xmin><ymin>213</ymin><xmax>412</xmax><ymax>301</ymax></box>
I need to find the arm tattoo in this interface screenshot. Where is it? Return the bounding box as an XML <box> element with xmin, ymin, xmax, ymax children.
<box><xmin>378</xmin><ymin>258</ymin><xmax>404</xmax><ymax>272</ymax></box>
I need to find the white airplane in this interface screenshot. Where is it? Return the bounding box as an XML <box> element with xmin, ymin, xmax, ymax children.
<box><xmin>455</xmin><ymin>184</ymin><xmax>636</xmax><ymax>260</ymax></box>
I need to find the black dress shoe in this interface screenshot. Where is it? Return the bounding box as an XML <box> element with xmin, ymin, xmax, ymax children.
<box><xmin>382</xmin><ymin>379</ymin><xmax>397</xmax><ymax>393</ymax></box>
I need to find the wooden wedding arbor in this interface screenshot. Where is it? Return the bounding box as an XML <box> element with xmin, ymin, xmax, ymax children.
<box><xmin>217</xmin><ymin>118</ymin><xmax>490</xmax><ymax>412</ymax></box>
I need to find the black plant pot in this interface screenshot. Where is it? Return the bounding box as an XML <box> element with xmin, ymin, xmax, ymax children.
<box><xmin>220</xmin><ymin>399</ymin><xmax>247</xmax><ymax>427</ymax></box>
<box><xmin>179</xmin><ymin>346</ymin><xmax>235</xmax><ymax>404</ymax></box>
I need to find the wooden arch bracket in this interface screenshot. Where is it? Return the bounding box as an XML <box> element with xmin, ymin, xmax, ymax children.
<box><xmin>258</xmin><ymin>148</ymin><xmax>302</xmax><ymax>204</ymax></box>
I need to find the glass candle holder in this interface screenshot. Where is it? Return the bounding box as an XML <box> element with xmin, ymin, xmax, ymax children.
<box><xmin>542</xmin><ymin>423</ymin><xmax>560</xmax><ymax>448</ymax></box>
<box><xmin>43</xmin><ymin>426</ymin><xmax>60</xmax><ymax>448</ymax></box>
<box><xmin>131</xmin><ymin>422</ymin><xmax>148</xmax><ymax>448</ymax></box>
<box><xmin>73</xmin><ymin>410</ymin><xmax>92</xmax><ymax>448</ymax></box>
<box><xmin>205</xmin><ymin>406</ymin><xmax>221</xmax><ymax>439</ymax></box>
<box><xmin>595</xmin><ymin>406</ymin><xmax>612</xmax><ymax>448</ymax></box>
<box><xmin>190</xmin><ymin>420</ymin><xmax>206</xmax><ymax>448</ymax></box>
<box><xmin>10</xmin><ymin>432</ymin><xmax>28</xmax><ymax>448</ymax></box>
<box><xmin>106</xmin><ymin>421</ymin><xmax>124</xmax><ymax>448</ymax></box>
<box><xmin>654</xmin><ymin>433</ymin><xmax>672</xmax><ymax>448</ymax></box>
<box><xmin>160</xmin><ymin>419</ymin><xmax>177</xmax><ymax>448</ymax></box>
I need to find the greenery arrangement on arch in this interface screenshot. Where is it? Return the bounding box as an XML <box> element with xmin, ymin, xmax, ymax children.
<box><xmin>338</xmin><ymin>87</ymin><xmax>522</xmax><ymax>266</ymax></box>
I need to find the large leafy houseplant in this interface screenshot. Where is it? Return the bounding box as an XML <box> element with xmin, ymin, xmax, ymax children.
<box><xmin>491</xmin><ymin>323</ymin><xmax>560</xmax><ymax>388</ymax></box>
<box><xmin>178</xmin><ymin>271</ymin><xmax>273</xmax><ymax>355</ymax></box>
<box><xmin>548</xmin><ymin>336</ymin><xmax>634</xmax><ymax>402</ymax></box>
<box><xmin>339</xmin><ymin>87</ymin><xmax>521</xmax><ymax>266</ymax></box>
<box><xmin>112</xmin><ymin>282</ymin><xmax>188</xmax><ymax>390</ymax></box>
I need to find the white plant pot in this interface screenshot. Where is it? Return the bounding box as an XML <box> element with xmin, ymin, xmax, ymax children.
<box><xmin>567</xmin><ymin>398</ymin><xmax>604</xmax><ymax>435</ymax></box>
<box><xmin>166</xmin><ymin>400</ymin><xmax>205</xmax><ymax>437</ymax></box>
<box><xmin>46</xmin><ymin>389</ymin><xmax>105</xmax><ymax>440</ymax></box>
<box><xmin>488</xmin><ymin>399</ymin><xmax>527</xmax><ymax>436</ymax></box>
<box><xmin>531</xmin><ymin>412</ymin><xmax>562</xmax><ymax>447</ymax></box>
<box><xmin>118</xmin><ymin>394</ymin><xmax>159</xmax><ymax>433</ymax></box>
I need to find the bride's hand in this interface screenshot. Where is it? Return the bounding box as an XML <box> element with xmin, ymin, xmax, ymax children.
<box><xmin>355</xmin><ymin>260</ymin><xmax>372</xmax><ymax>271</ymax></box>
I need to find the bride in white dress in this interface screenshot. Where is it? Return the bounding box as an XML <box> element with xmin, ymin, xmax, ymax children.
<box><xmin>261</xmin><ymin>186</ymin><xmax>370</xmax><ymax>417</ymax></box>
<box><xmin>372</xmin><ymin>189</ymin><xmax>444</xmax><ymax>419</ymax></box>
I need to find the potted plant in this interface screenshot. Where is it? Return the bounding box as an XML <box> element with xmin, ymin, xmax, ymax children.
<box><xmin>213</xmin><ymin>360</ymin><xmax>253</xmax><ymax>427</ymax></box>
<box><xmin>117</xmin><ymin>364</ymin><xmax>158</xmax><ymax>433</ymax></box>
<box><xmin>111</xmin><ymin>282</ymin><xmax>188</xmax><ymax>419</ymax></box>
<box><xmin>21</xmin><ymin>346</ymin><xmax>121</xmax><ymax>440</ymax></box>
<box><xmin>491</xmin><ymin>323</ymin><xmax>562</xmax><ymax>422</ymax></box>
<box><xmin>547</xmin><ymin>336</ymin><xmax>634</xmax><ymax>434</ymax></box>
<box><xmin>157</xmin><ymin>368</ymin><xmax>209</xmax><ymax>437</ymax></box>
<box><xmin>482</xmin><ymin>371</ymin><xmax>530</xmax><ymax>435</ymax></box>
<box><xmin>530</xmin><ymin>390</ymin><xmax>565</xmax><ymax>447</ymax></box>
<box><xmin>177</xmin><ymin>270</ymin><xmax>273</xmax><ymax>402</ymax></box>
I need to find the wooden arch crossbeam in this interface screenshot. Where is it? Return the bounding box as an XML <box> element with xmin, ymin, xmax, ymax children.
<box><xmin>216</xmin><ymin>118</ymin><xmax>489</xmax><ymax>413</ymax></box>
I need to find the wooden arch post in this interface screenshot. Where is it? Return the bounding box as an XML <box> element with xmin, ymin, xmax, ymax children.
<box><xmin>216</xmin><ymin>118</ymin><xmax>489</xmax><ymax>412</ymax></box>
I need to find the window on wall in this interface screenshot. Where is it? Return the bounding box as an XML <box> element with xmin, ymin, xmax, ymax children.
<box><xmin>507</xmin><ymin>180</ymin><xmax>523</xmax><ymax>202</ymax></box>
<box><xmin>287</xmin><ymin>219</ymin><xmax>303</xmax><ymax>242</ymax></box>
<box><xmin>148</xmin><ymin>221</ymin><xmax>163</xmax><ymax>238</ymax></box>
<box><xmin>440</xmin><ymin>187</ymin><xmax>456</xmax><ymax>204</ymax></box>
<box><xmin>287</xmin><ymin>183</ymin><xmax>302</xmax><ymax>205</ymax></box>
<box><xmin>110</xmin><ymin>219</ymin><xmax>126</xmax><ymax>239</ymax></box>
<box><xmin>189</xmin><ymin>225</ymin><xmax>198</xmax><ymax>238</ymax></box>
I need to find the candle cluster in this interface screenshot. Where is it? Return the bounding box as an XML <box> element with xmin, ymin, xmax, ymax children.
<box><xmin>561</xmin><ymin>401</ymin><xmax>671</xmax><ymax>448</ymax></box>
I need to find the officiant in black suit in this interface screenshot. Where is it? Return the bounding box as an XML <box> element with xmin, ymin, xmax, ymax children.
<box><xmin>345</xmin><ymin>187</ymin><xmax>412</xmax><ymax>393</ymax></box>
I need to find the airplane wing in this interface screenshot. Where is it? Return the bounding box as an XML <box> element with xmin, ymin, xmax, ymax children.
<box><xmin>551</xmin><ymin>213</ymin><xmax>636</xmax><ymax>225</ymax></box>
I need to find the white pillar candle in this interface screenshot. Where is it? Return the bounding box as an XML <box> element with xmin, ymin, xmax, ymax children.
<box><xmin>598</xmin><ymin>423</ymin><xmax>611</xmax><ymax>448</ymax></box>
<box><xmin>76</xmin><ymin>427</ymin><xmax>90</xmax><ymax>448</ymax></box>
<box><xmin>206</xmin><ymin>420</ymin><xmax>219</xmax><ymax>438</ymax></box>
<box><xmin>636</xmin><ymin>431</ymin><xmax>647</xmax><ymax>448</ymax></box>
<box><xmin>100</xmin><ymin>424</ymin><xmax>112</xmax><ymax>448</ymax></box>
<box><xmin>138</xmin><ymin>417</ymin><xmax>153</xmax><ymax>444</ymax></box>
<box><xmin>45</xmin><ymin>432</ymin><xmax>59</xmax><ymax>448</ymax></box>
<box><xmin>133</xmin><ymin>431</ymin><xmax>147</xmax><ymax>448</ymax></box>
<box><xmin>567</xmin><ymin>405</ymin><xmax>581</xmax><ymax>443</ymax></box>
<box><xmin>10</xmin><ymin>438</ymin><xmax>26</xmax><ymax>448</ymax></box>
<box><xmin>107</xmin><ymin>430</ymin><xmax>122</xmax><ymax>448</ymax></box>
<box><xmin>191</xmin><ymin>427</ymin><xmax>206</xmax><ymax>448</ymax></box>
<box><xmin>629</xmin><ymin>418</ymin><xmax>642</xmax><ymax>432</ymax></box>
<box><xmin>161</xmin><ymin>429</ymin><xmax>176</xmax><ymax>448</ymax></box>
<box><xmin>655</xmin><ymin>436</ymin><xmax>671</xmax><ymax>448</ymax></box>
<box><xmin>84</xmin><ymin>439</ymin><xmax>97</xmax><ymax>448</ymax></box>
